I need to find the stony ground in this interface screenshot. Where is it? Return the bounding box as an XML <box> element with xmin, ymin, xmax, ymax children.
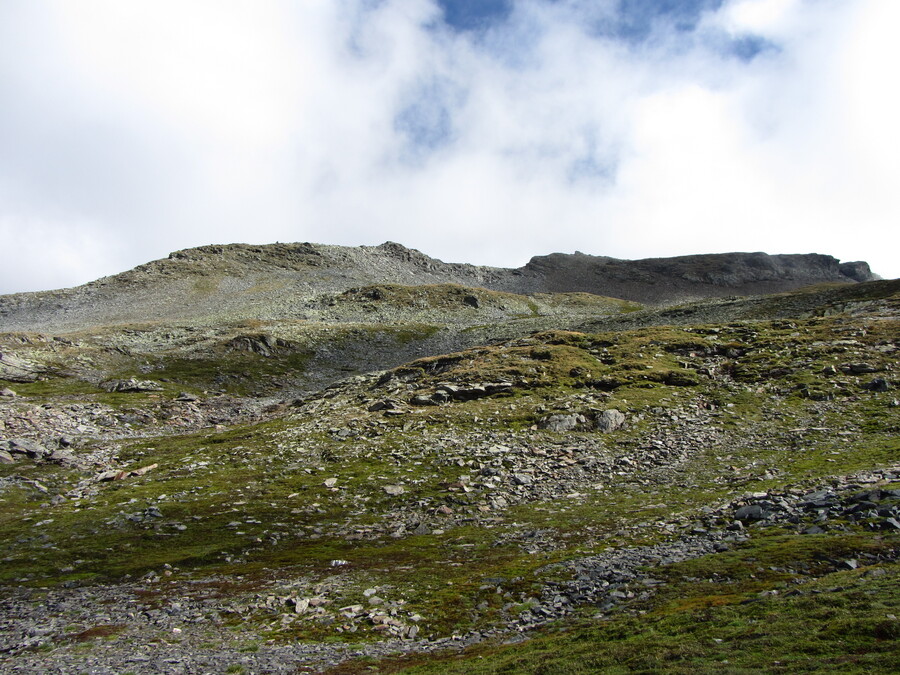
<box><xmin>0</xmin><ymin>279</ymin><xmax>897</xmax><ymax>673</ymax></box>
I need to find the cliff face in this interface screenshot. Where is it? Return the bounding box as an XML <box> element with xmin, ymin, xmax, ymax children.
<box><xmin>0</xmin><ymin>241</ymin><xmax>876</xmax><ymax>333</ymax></box>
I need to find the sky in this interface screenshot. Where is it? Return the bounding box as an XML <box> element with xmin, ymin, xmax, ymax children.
<box><xmin>0</xmin><ymin>0</ymin><xmax>898</xmax><ymax>294</ymax></box>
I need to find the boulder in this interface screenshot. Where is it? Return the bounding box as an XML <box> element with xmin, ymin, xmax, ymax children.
<box><xmin>0</xmin><ymin>353</ymin><xmax>44</xmax><ymax>382</ymax></box>
<box><xmin>229</xmin><ymin>334</ymin><xmax>287</xmax><ymax>357</ymax></box>
<box><xmin>368</xmin><ymin>399</ymin><xmax>398</xmax><ymax>412</ymax></box>
<box><xmin>47</xmin><ymin>449</ymin><xmax>79</xmax><ymax>466</ymax></box>
<box><xmin>734</xmin><ymin>504</ymin><xmax>770</xmax><ymax>522</ymax></box>
<box><xmin>101</xmin><ymin>378</ymin><xmax>163</xmax><ymax>393</ymax></box>
<box><xmin>539</xmin><ymin>414</ymin><xmax>588</xmax><ymax>432</ymax></box>
<box><xmin>6</xmin><ymin>438</ymin><xmax>49</xmax><ymax>459</ymax></box>
<box><xmin>864</xmin><ymin>378</ymin><xmax>890</xmax><ymax>392</ymax></box>
<box><xmin>596</xmin><ymin>409</ymin><xmax>626</xmax><ymax>432</ymax></box>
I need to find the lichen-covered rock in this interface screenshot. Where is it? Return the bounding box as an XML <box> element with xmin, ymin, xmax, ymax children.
<box><xmin>596</xmin><ymin>409</ymin><xmax>626</xmax><ymax>432</ymax></box>
<box><xmin>101</xmin><ymin>378</ymin><xmax>163</xmax><ymax>393</ymax></box>
<box><xmin>539</xmin><ymin>414</ymin><xmax>588</xmax><ymax>432</ymax></box>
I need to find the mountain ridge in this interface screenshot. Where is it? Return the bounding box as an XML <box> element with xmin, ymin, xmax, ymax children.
<box><xmin>0</xmin><ymin>241</ymin><xmax>875</xmax><ymax>333</ymax></box>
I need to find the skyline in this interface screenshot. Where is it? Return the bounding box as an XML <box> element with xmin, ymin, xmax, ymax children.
<box><xmin>1</xmin><ymin>0</ymin><xmax>898</xmax><ymax>294</ymax></box>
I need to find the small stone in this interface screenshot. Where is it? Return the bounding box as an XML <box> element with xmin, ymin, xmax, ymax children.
<box><xmin>0</xmin><ymin>449</ymin><xmax>14</xmax><ymax>464</ymax></box>
<box><xmin>0</xmin><ymin>387</ymin><xmax>16</xmax><ymax>397</ymax></box>
<box><xmin>383</xmin><ymin>485</ymin><xmax>405</xmax><ymax>496</ymax></box>
<box><xmin>324</xmin><ymin>477</ymin><xmax>338</xmax><ymax>488</ymax></box>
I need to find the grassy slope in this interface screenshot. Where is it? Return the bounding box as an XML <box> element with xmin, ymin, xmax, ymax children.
<box><xmin>0</xmin><ymin>281</ymin><xmax>897</xmax><ymax>670</ymax></box>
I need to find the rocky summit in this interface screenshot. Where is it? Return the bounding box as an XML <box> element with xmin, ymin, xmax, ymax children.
<box><xmin>0</xmin><ymin>242</ymin><xmax>897</xmax><ymax>674</ymax></box>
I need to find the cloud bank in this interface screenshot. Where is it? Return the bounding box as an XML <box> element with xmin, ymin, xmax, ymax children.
<box><xmin>0</xmin><ymin>0</ymin><xmax>897</xmax><ymax>293</ymax></box>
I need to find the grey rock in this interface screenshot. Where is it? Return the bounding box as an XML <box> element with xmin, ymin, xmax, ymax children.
<box><xmin>229</xmin><ymin>334</ymin><xmax>285</xmax><ymax>357</ymax></box>
<box><xmin>0</xmin><ymin>387</ymin><xmax>16</xmax><ymax>397</ymax></box>
<box><xmin>865</xmin><ymin>378</ymin><xmax>890</xmax><ymax>392</ymax></box>
<box><xmin>7</xmin><ymin>438</ymin><xmax>49</xmax><ymax>458</ymax></box>
<box><xmin>596</xmin><ymin>409</ymin><xmax>626</xmax><ymax>432</ymax></box>
<box><xmin>47</xmin><ymin>449</ymin><xmax>79</xmax><ymax>466</ymax></box>
<box><xmin>0</xmin><ymin>352</ymin><xmax>44</xmax><ymax>382</ymax></box>
<box><xmin>845</xmin><ymin>363</ymin><xmax>878</xmax><ymax>374</ymax></box>
<box><xmin>734</xmin><ymin>504</ymin><xmax>769</xmax><ymax>522</ymax></box>
<box><xmin>101</xmin><ymin>378</ymin><xmax>163</xmax><ymax>393</ymax></box>
<box><xmin>539</xmin><ymin>414</ymin><xmax>587</xmax><ymax>432</ymax></box>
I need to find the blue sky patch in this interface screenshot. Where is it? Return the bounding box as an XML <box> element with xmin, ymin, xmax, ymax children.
<box><xmin>393</xmin><ymin>78</ymin><xmax>463</xmax><ymax>160</ymax></box>
<box><xmin>436</xmin><ymin>0</ymin><xmax>512</xmax><ymax>31</ymax></box>
<box><xmin>603</xmin><ymin>0</ymin><xmax>724</xmax><ymax>41</ymax></box>
<box><xmin>725</xmin><ymin>34</ymin><xmax>776</xmax><ymax>62</ymax></box>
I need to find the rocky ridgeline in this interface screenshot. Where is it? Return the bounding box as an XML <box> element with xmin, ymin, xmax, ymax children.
<box><xmin>0</xmin><ymin>241</ymin><xmax>876</xmax><ymax>332</ymax></box>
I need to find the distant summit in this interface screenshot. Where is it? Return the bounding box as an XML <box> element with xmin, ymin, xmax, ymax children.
<box><xmin>0</xmin><ymin>242</ymin><xmax>875</xmax><ymax>332</ymax></box>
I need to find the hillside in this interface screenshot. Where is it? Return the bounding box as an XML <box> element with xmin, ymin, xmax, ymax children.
<box><xmin>0</xmin><ymin>242</ymin><xmax>872</xmax><ymax>333</ymax></box>
<box><xmin>0</xmin><ymin>245</ymin><xmax>896</xmax><ymax>674</ymax></box>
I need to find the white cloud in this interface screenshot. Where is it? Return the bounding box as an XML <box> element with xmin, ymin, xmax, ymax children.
<box><xmin>717</xmin><ymin>0</ymin><xmax>801</xmax><ymax>35</ymax></box>
<box><xmin>0</xmin><ymin>0</ymin><xmax>897</xmax><ymax>294</ymax></box>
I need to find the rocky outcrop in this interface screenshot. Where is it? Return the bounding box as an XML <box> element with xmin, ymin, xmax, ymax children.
<box><xmin>516</xmin><ymin>251</ymin><xmax>875</xmax><ymax>303</ymax></box>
